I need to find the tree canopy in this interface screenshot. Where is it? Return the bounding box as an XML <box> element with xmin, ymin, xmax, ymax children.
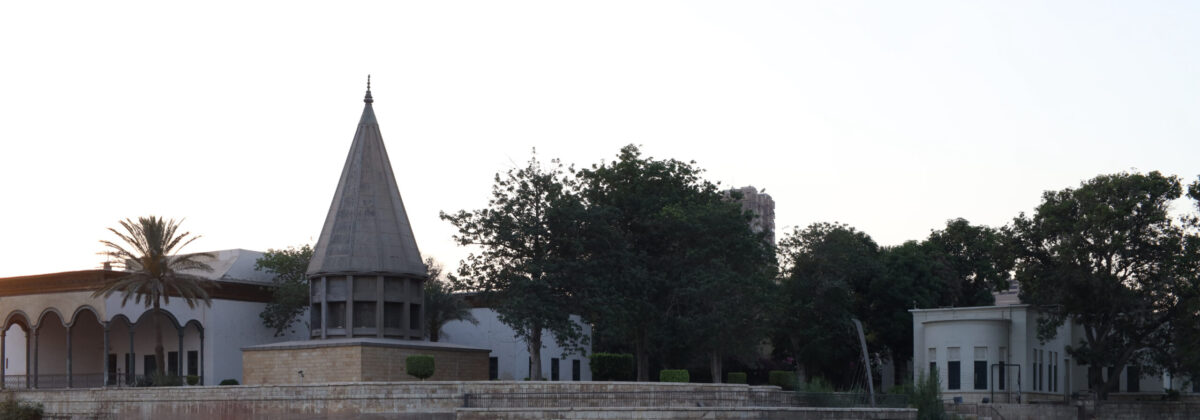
<box><xmin>1010</xmin><ymin>171</ymin><xmax>1196</xmax><ymax>400</ymax></box>
<box><xmin>255</xmin><ymin>244</ymin><xmax>313</xmax><ymax>337</ymax></box>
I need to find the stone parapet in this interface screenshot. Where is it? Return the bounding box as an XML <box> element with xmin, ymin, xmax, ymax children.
<box><xmin>242</xmin><ymin>338</ymin><xmax>490</xmax><ymax>384</ymax></box>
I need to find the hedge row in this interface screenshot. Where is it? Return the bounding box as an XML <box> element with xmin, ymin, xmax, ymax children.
<box><xmin>589</xmin><ymin>353</ymin><xmax>635</xmax><ymax>381</ymax></box>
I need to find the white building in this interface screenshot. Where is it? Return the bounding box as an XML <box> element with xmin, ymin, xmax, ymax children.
<box><xmin>910</xmin><ymin>303</ymin><xmax>1188</xmax><ymax>403</ymax></box>
<box><xmin>439</xmin><ymin>306</ymin><xmax>592</xmax><ymax>382</ymax></box>
<box><xmin>0</xmin><ymin>249</ymin><xmax>307</xmax><ymax>388</ymax></box>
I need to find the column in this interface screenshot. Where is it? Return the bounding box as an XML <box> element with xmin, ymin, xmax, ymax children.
<box><xmin>345</xmin><ymin>275</ymin><xmax>354</xmax><ymax>337</ymax></box>
<box><xmin>31</xmin><ymin>328</ymin><xmax>38</xmax><ymax>389</ymax></box>
<box><xmin>24</xmin><ymin>330</ymin><xmax>29</xmax><ymax>388</ymax></box>
<box><xmin>66</xmin><ymin>324</ymin><xmax>73</xmax><ymax>388</ymax></box>
<box><xmin>102</xmin><ymin>322</ymin><xmax>110</xmax><ymax>387</ymax></box>
<box><xmin>375</xmin><ymin>275</ymin><xmax>384</xmax><ymax>338</ymax></box>
<box><xmin>320</xmin><ymin>276</ymin><xmax>328</xmax><ymax>339</ymax></box>
<box><xmin>177</xmin><ymin>330</ymin><xmax>184</xmax><ymax>379</ymax></box>
<box><xmin>1</xmin><ymin>328</ymin><xmax>6</xmax><ymax>389</ymax></box>
<box><xmin>198</xmin><ymin>326</ymin><xmax>204</xmax><ymax>385</ymax></box>
<box><xmin>128</xmin><ymin>328</ymin><xmax>135</xmax><ymax>385</ymax></box>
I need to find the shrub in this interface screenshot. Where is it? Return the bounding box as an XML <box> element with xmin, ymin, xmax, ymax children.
<box><xmin>1164</xmin><ymin>388</ymin><xmax>1182</xmax><ymax>401</ymax></box>
<box><xmin>152</xmin><ymin>373</ymin><xmax>183</xmax><ymax>386</ymax></box>
<box><xmin>0</xmin><ymin>393</ymin><xmax>43</xmax><ymax>420</ymax></box>
<box><xmin>186</xmin><ymin>375</ymin><xmax>200</xmax><ymax>386</ymax></box>
<box><xmin>589</xmin><ymin>353</ymin><xmax>635</xmax><ymax>381</ymax></box>
<box><xmin>909</xmin><ymin>369</ymin><xmax>946</xmax><ymax>420</ymax></box>
<box><xmin>659</xmin><ymin>369</ymin><xmax>689</xmax><ymax>383</ymax></box>
<box><xmin>219</xmin><ymin>379</ymin><xmax>239</xmax><ymax>386</ymax></box>
<box><xmin>407</xmin><ymin>355</ymin><xmax>435</xmax><ymax>380</ymax></box>
<box><xmin>802</xmin><ymin>376</ymin><xmax>834</xmax><ymax>393</ymax></box>
<box><xmin>768</xmin><ymin>370</ymin><xmax>797</xmax><ymax>390</ymax></box>
<box><xmin>726</xmin><ymin>372</ymin><xmax>747</xmax><ymax>384</ymax></box>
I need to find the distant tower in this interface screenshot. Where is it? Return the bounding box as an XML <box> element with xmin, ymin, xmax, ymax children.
<box><xmin>729</xmin><ymin>186</ymin><xmax>776</xmax><ymax>245</ymax></box>
<box><xmin>306</xmin><ymin>78</ymin><xmax>427</xmax><ymax>340</ymax></box>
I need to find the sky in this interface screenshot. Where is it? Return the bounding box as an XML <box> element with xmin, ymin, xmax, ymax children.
<box><xmin>2</xmin><ymin>1</ymin><xmax>1199</xmax><ymax>277</ymax></box>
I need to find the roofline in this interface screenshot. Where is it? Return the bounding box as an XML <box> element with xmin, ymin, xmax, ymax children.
<box><xmin>909</xmin><ymin>304</ymin><xmax>1030</xmax><ymax>314</ymax></box>
<box><xmin>0</xmin><ymin>269</ymin><xmax>273</xmax><ymax>303</ymax></box>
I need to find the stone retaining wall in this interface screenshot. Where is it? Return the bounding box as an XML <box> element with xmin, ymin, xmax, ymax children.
<box><xmin>458</xmin><ymin>407</ymin><xmax>917</xmax><ymax>420</ymax></box>
<box><xmin>6</xmin><ymin>382</ymin><xmax>912</xmax><ymax>420</ymax></box>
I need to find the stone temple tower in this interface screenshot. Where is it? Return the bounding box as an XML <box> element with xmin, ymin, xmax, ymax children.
<box><xmin>306</xmin><ymin>79</ymin><xmax>427</xmax><ymax>340</ymax></box>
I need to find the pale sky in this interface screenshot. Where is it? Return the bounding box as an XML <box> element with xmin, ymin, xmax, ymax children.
<box><xmin>2</xmin><ymin>1</ymin><xmax>1198</xmax><ymax>277</ymax></box>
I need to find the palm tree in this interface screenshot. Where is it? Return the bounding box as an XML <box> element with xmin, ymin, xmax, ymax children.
<box><xmin>423</xmin><ymin>258</ymin><xmax>477</xmax><ymax>342</ymax></box>
<box><xmin>93</xmin><ymin>216</ymin><xmax>215</xmax><ymax>378</ymax></box>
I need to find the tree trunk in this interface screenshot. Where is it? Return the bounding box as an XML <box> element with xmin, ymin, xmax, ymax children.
<box><xmin>153</xmin><ymin>301</ymin><xmax>166</xmax><ymax>378</ymax></box>
<box><xmin>634</xmin><ymin>333</ymin><xmax>650</xmax><ymax>382</ymax></box>
<box><xmin>528</xmin><ymin>326</ymin><xmax>543</xmax><ymax>380</ymax></box>
<box><xmin>710</xmin><ymin>351</ymin><xmax>723</xmax><ymax>383</ymax></box>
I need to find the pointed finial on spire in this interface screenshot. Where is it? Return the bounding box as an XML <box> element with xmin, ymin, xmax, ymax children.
<box><xmin>364</xmin><ymin>74</ymin><xmax>374</xmax><ymax>104</ymax></box>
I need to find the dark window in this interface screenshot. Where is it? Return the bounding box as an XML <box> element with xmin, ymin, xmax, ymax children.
<box><xmin>328</xmin><ymin>301</ymin><xmax>347</xmax><ymax>328</ymax></box>
<box><xmin>1127</xmin><ymin>366</ymin><xmax>1140</xmax><ymax>392</ymax></box>
<box><xmin>1052</xmin><ymin>364</ymin><xmax>1058</xmax><ymax>392</ymax></box>
<box><xmin>107</xmin><ymin>354</ymin><xmax>118</xmax><ymax>385</ymax></box>
<box><xmin>353</xmin><ymin>301</ymin><xmax>377</xmax><ymax>328</ymax></box>
<box><xmin>551</xmin><ymin>358</ymin><xmax>560</xmax><ymax>381</ymax></box>
<box><xmin>998</xmin><ymin>361</ymin><xmax>1006</xmax><ymax>390</ymax></box>
<box><xmin>144</xmin><ymin>355</ymin><xmax>157</xmax><ymax>376</ymax></box>
<box><xmin>948</xmin><ymin>361</ymin><xmax>961</xmax><ymax>390</ymax></box>
<box><xmin>573</xmin><ymin>360</ymin><xmax>581</xmax><ymax>381</ymax></box>
<box><xmin>409</xmin><ymin>304</ymin><xmax>421</xmax><ymax>330</ymax></box>
<box><xmin>187</xmin><ymin>351</ymin><xmax>198</xmax><ymax>376</ymax></box>
<box><xmin>974</xmin><ymin>361</ymin><xmax>987</xmax><ymax>390</ymax></box>
<box><xmin>929</xmin><ymin>362</ymin><xmax>937</xmax><ymax>377</ymax></box>
<box><xmin>384</xmin><ymin>303</ymin><xmax>404</xmax><ymax>329</ymax></box>
<box><xmin>311</xmin><ymin>303</ymin><xmax>322</xmax><ymax>329</ymax></box>
<box><xmin>168</xmin><ymin>352</ymin><xmax>179</xmax><ymax>376</ymax></box>
<box><xmin>489</xmin><ymin>357</ymin><xmax>498</xmax><ymax>380</ymax></box>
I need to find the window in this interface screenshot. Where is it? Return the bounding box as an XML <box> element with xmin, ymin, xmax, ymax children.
<box><xmin>572</xmin><ymin>360</ymin><xmax>581</xmax><ymax>381</ymax></box>
<box><xmin>551</xmin><ymin>358</ymin><xmax>560</xmax><ymax>381</ymax></box>
<box><xmin>107</xmin><ymin>354</ymin><xmax>118</xmax><ymax>385</ymax></box>
<box><xmin>187</xmin><ymin>351</ymin><xmax>198</xmax><ymax>376</ymax></box>
<box><xmin>1127</xmin><ymin>365</ymin><xmax>1140</xmax><ymax>393</ymax></box>
<box><xmin>311</xmin><ymin>303</ymin><xmax>322</xmax><ymax>329</ymax></box>
<box><xmin>928</xmin><ymin>348</ymin><xmax>937</xmax><ymax>377</ymax></box>
<box><xmin>384</xmin><ymin>303</ymin><xmax>404</xmax><ymax>329</ymax></box>
<box><xmin>409</xmin><ymin>304</ymin><xmax>422</xmax><ymax>330</ymax></box>
<box><xmin>998</xmin><ymin>346</ymin><xmax>1007</xmax><ymax>391</ymax></box>
<box><xmin>974</xmin><ymin>347</ymin><xmax>987</xmax><ymax>390</ymax></box>
<box><xmin>489</xmin><ymin>357</ymin><xmax>498</xmax><ymax>380</ymax></box>
<box><xmin>353</xmin><ymin>301</ymin><xmax>377</xmax><ymax>328</ymax></box>
<box><xmin>328</xmin><ymin>301</ymin><xmax>347</xmax><ymax>329</ymax></box>
<box><xmin>947</xmin><ymin>347</ymin><xmax>961</xmax><ymax>390</ymax></box>
<box><xmin>1052</xmin><ymin>352</ymin><xmax>1058</xmax><ymax>392</ymax></box>
<box><xmin>1033</xmin><ymin>350</ymin><xmax>1041</xmax><ymax>391</ymax></box>
<box><xmin>168</xmin><ymin>351</ymin><xmax>179</xmax><ymax>376</ymax></box>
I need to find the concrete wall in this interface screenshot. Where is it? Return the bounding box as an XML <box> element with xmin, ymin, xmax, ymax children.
<box><xmin>440</xmin><ymin>309</ymin><xmax>591</xmax><ymax>381</ymax></box>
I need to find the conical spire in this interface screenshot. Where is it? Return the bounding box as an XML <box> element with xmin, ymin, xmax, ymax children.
<box><xmin>307</xmin><ymin>84</ymin><xmax>425</xmax><ymax>278</ymax></box>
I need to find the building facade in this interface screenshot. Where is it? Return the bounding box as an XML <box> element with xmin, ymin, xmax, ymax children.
<box><xmin>911</xmin><ymin>304</ymin><xmax>1183</xmax><ymax>403</ymax></box>
<box><xmin>0</xmin><ymin>249</ymin><xmax>305</xmax><ymax>388</ymax></box>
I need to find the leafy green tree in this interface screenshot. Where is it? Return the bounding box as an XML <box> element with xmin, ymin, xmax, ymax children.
<box><xmin>93</xmin><ymin>216</ymin><xmax>215</xmax><ymax>376</ymax></box>
<box><xmin>255</xmin><ymin>245</ymin><xmax>313</xmax><ymax>337</ymax></box>
<box><xmin>875</xmin><ymin>241</ymin><xmax>943</xmax><ymax>370</ymax></box>
<box><xmin>925</xmin><ymin>218</ymin><xmax>1012</xmax><ymax>307</ymax></box>
<box><xmin>775</xmin><ymin>222</ymin><xmax>882</xmax><ymax>387</ymax></box>
<box><xmin>1010</xmin><ymin>171</ymin><xmax>1193</xmax><ymax>401</ymax></box>
<box><xmin>575</xmin><ymin>145</ymin><xmax>739</xmax><ymax>381</ymax></box>
<box><xmin>441</xmin><ymin>153</ymin><xmax>590</xmax><ymax>380</ymax></box>
<box><xmin>660</xmin><ymin>189</ymin><xmax>777</xmax><ymax>382</ymax></box>
<box><xmin>422</xmin><ymin>257</ymin><xmax>477</xmax><ymax>342</ymax></box>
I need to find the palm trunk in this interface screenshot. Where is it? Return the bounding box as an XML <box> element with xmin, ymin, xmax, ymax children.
<box><xmin>154</xmin><ymin>300</ymin><xmax>166</xmax><ymax>378</ymax></box>
<box><xmin>528</xmin><ymin>326</ymin><xmax>543</xmax><ymax>380</ymax></box>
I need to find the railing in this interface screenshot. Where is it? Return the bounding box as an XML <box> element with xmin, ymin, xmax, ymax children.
<box><xmin>462</xmin><ymin>390</ymin><xmax>909</xmax><ymax>409</ymax></box>
<box><xmin>0</xmin><ymin>374</ymin><xmax>202</xmax><ymax>388</ymax></box>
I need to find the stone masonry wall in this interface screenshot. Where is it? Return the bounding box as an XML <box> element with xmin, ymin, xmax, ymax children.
<box><xmin>9</xmin><ymin>382</ymin><xmax>909</xmax><ymax>420</ymax></box>
<box><xmin>243</xmin><ymin>344</ymin><xmax>489</xmax><ymax>385</ymax></box>
<box><xmin>361</xmin><ymin>346</ymin><xmax>488</xmax><ymax>382</ymax></box>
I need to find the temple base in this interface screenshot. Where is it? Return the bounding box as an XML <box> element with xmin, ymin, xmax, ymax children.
<box><xmin>242</xmin><ymin>338</ymin><xmax>490</xmax><ymax>384</ymax></box>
